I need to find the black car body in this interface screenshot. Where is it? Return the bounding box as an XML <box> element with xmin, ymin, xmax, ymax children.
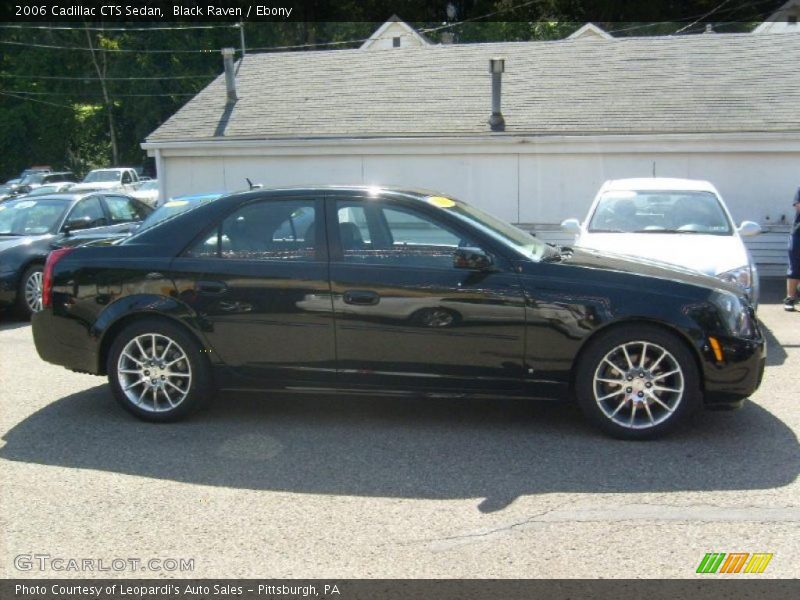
<box><xmin>0</xmin><ymin>192</ymin><xmax>152</xmax><ymax>316</ymax></box>
<box><xmin>32</xmin><ymin>187</ymin><xmax>765</xmax><ymax>439</ymax></box>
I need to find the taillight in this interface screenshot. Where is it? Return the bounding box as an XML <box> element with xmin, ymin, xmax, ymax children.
<box><xmin>42</xmin><ymin>247</ymin><xmax>75</xmax><ymax>308</ymax></box>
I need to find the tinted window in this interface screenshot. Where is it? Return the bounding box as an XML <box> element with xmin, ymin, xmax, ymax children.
<box><xmin>67</xmin><ymin>196</ymin><xmax>105</xmax><ymax>226</ymax></box>
<box><xmin>335</xmin><ymin>200</ymin><xmax>474</xmax><ymax>268</ymax></box>
<box><xmin>187</xmin><ymin>199</ymin><xmax>317</xmax><ymax>261</ymax></box>
<box><xmin>104</xmin><ymin>195</ymin><xmax>146</xmax><ymax>222</ymax></box>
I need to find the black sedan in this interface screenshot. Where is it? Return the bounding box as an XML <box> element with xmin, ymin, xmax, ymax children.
<box><xmin>0</xmin><ymin>192</ymin><xmax>152</xmax><ymax>317</ymax></box>
<box><xmin>31</xmin><ymin>187</ymin><xmax>765</xmax><ymax>439</ymax></box>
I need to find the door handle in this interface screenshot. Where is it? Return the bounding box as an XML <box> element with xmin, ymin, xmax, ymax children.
<box><xmin>343</xmin><ymin>290</ymin><xmax>380</xmax><ymax>306</ymax></box>
<box><xmin>197</xmin><ymin>280</ymin><xmax>228</xmax><ymax>295</ymax></box>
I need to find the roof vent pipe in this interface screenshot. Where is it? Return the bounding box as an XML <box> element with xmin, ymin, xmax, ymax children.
<box><xmin>222</xmin><ymin>47</ymin><xmax>237</xmax><ymax>103</ymax></box>
<box><xmin>488</xmin><ymin>57</ymin><xmax>505</xmax><ymax>131</ymax></box>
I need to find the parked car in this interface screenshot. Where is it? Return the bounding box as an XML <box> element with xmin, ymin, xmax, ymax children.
<box><xmin>10</xmin><ymin>171</ymin><xmax>77</xmax><ymax>196</ymax></box>
<box><xmin>129</xmin><ymin>180</ymin><xmax>160</xmax><ymax>207</ymax></box>
<box><xmin>70</xmin><ymin>168</ymin><xmax>139</xmax><ymax>193</ymax></box>
<box><xmin>561</xmin><ymin>178</ymin><xmax>761</xmax><ymax>304</ymax></box>
<box><xmin>18</xmin><ymin>182</ymin><xmax>76</xmax><ymax>197</ymax></box>
<box><xmin>0</xmin><ymin>192</ymin><xmax>152</xmax><ymax>317</ymax></box>
<box><xmin>31</xmin><ymin>186</ymin><xmax>764</xmax><ymax>440</ymax></box>
<box><xmin>59</xmin><ymin>192</ymin><xmax>225</xmax><ymax>248</ymax></box>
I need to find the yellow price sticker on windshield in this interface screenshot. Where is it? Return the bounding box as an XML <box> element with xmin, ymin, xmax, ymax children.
<box><xmin>163</xmin><ymin>200</ymin><xmax>189</xmax><ymax>207</ymax></box>
<box><xmin>427</xmin><ymin>196</ymin><xmax>456</xmax><ymax>208</ymax></box>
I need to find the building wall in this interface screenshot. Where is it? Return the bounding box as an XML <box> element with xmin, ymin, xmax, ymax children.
<box><xmin>159</xmin><ymin>144</ymin><xmax>800</xmax><ymax>227</ymax></box>
<box><xmin>152</xmin><ymin>135</ymin><xmax>800</xmax><ymax>274</ymax></box>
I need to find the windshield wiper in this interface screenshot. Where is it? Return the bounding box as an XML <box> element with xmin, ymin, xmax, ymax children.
<box><xmin>631</xmin><ymin>229</ymin><xmax>710</xmax><ymax>234</ymax></box>
<box><xmin>0</xmin><ymin>232</ymin><xmax>21</xmax><ymax>236</ymax></box>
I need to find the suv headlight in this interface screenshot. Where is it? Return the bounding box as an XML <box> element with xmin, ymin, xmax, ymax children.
<box><xmin>716</xmin><ymin>265</ymin><xmax>752</xmax><ymax>292</ymax></box>
<box><xmin>711</xmin><ymin>290</ymin><xmax>755</xmax><ymax>338</ymax></box>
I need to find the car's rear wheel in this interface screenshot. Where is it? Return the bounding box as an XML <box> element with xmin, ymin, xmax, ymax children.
<box><xmin>16</xmin><ymin>265</ymin><xmax>44</xmax><ymax>318</ymax></box>
<box><xmin>574</xmin><ymin>325</ymin><xmax>701</xmax><ymax>440</ymax></box>
<box><xmin>107</xmin><ymin>318</ymin><xmax>213</xmax><ymax>422</ymax></box>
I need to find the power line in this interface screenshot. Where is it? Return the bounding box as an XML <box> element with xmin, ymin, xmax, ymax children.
<box><xmin>675</xmin><ymin>0</ymin><xmax>734</xmax><ymax>33</ymax></box>
<box><xmin>0</xmin><ymin>89</ymin><xmax>73</xmax><ymax>109</ymax></box>
<box><xmin>3</xmin><ymin>89</ymin><xmax>197</xmax><ymax>97</ymax></box>
<box><xmin>0</xmin><ymin>39</ymin><xmax>231</xmax><ymax>53</ymax></box>
<box><xmin>0</xmin><ymin>73</ymin><xmax>215</xmax><ymax>81</ymax></box>
<box><xmin>0</xmin><ymin>23</ymin><xmax>239</xmax><ymax>31</ymax></box>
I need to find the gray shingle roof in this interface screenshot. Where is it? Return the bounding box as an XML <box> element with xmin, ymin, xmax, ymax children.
<box><xmin>146</xmin><ymin>33</ymin><xmax>800</xmax><ymax>142</ymax></box>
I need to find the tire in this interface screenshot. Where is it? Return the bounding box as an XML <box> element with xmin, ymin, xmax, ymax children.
<box><xmin>107</xmin><ymin>318</ymin><xmax>213</xmax><ymax>422</ymax></box>
<box><xmin>574</xmin><ymin>324</ymin><xmax>701</xmax><ymax>440</ymax></box>
<box><xmin>15</xmin><ymin>265</ymin><xmax>44</xmax><ymax>319</ymax></box>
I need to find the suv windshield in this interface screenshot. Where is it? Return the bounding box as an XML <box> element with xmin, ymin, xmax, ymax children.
<box><xmin>588</xmin><ymin>190</ymin><xmax>733</xmax><ymax>235</ymax></box>
<box><xmin>83</xmin><ymin>170</ymin><xmax>122</xmax><ymax>183</ymax></box>
<box><xmin>0</xmin><ymin>198</ymin><xmax>68</xmax><ymax>235</ymax></box>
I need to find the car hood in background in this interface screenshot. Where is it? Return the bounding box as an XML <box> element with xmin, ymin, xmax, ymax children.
<box><xmin>70</xmin><ymin>182</ymin><xmax>121</xmax><ymax>192</ymax></box>
<box><xmin>574</xmin><ymin>232</ymin><xmax>749</xmax><ymax>276</ymax></box>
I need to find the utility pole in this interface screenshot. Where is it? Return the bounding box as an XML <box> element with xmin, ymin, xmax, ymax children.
<box><xmin>84</xmin><ymin>24</ymin><xmax>119</xmax><ymax>165</ymax></box>
<box><xmin>238</xmin><ymin>20</ymin><xmax>246</xmax><ymax>56</ymax></box>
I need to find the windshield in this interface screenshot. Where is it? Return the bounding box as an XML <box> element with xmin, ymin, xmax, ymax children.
<box><xmin>26</xmin><ymin>185</ymin><xmax>62</xmax><ymax>196</ymax></box>
<box><xmin>430</xmin><ymin>196</ymin><xmax>549</xmax><ymax>261</ymax></box>
<box><xmin>0</xmin><ymin>198</ymin><xmax>69</xmax><ymax>235</ymax></box>
<box><xmin>135</xmin><ymin>196</ymin><xmax>220</xmax><ymax>234</ymax></box>
<box><xmin>83</xmin><ymin>170</ymin><xmax>121</xmax><ymax>183</ymax></box>
<box><xmin>588</xmin><ymin>190</ymin><xmax>733</xmax><ymax>235</ymax></box>
<box><xmin>19</xmin><ymin>173</ymin><xmax>45</xmax><ymax>185</ymax></box>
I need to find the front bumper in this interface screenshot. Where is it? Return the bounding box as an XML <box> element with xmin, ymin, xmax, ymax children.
<box><xmin>702</xmin><ymin>332</ymin><xmax>766</xmax><ymax>407</ymax></box>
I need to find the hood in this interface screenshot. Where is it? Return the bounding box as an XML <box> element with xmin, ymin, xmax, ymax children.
<box><xmin>70</xmin><ymin>182</ymin><xmax>120</xmax><ymax>192</ymax></box>
<box><xmin>549</xmin><ymin>246</ymin><xmax>741</xmax><ymax>296</ymax></box>
<box><xmin>0</xmin><ymin>234</ymin><xmax>52</xmax><ymax>255</ymax></box>
<box><xmin>574</xmin><ymin>232</ymin><xmax>748</xmax><ymax>276</ymax></box>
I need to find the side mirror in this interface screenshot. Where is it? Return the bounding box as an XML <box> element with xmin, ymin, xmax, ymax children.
<box><xmin>63</xmin><ymin>216</ymin><xmax>93</xmax><ymax>233</ymax></box>
<box><xmin>737</xmin><ymin>221</ymin><xmax>761</xmax><ymax>237</ymax></box>
<box><xmin>561</xmin><ymin>218</ymin><xmax>581</xmax><ymax>235</ymax></box>
<box><xmin>454</xmin><ymin>247</ymin><xmax>493</xmax><ymax>271</ymax></box>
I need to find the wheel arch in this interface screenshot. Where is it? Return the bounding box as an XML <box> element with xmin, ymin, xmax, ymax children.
<box><xmin>96</xmin><ymin>310</ymin><xmax>212</xmax><ymax>376</ymax></box>
<box><xmin>568</xmin><ymin>317</ymin><xmax>706</xmax><ymax>396</ymax></box>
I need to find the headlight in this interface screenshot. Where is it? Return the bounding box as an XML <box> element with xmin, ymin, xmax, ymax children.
<box><xmin>711</xmin><ymin>290</ymin><xmax>755</xmax><ymax>337</ymax></box>
<box><xmin>716</xmin><ymin>265</ymin><xmax>751</xmax><ymax>292</ymax></box>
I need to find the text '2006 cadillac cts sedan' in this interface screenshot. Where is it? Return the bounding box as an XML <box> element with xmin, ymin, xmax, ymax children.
<box><xmin>32</xmin><ymin>186</ymin><xmax>765</xmax><ymax>439</ymax></box>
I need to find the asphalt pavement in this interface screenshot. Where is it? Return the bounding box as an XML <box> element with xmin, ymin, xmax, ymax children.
<box><xmin>0</xmin><ymin>279</ymin><xmax>797</xmax><ymax>578</ymax></box>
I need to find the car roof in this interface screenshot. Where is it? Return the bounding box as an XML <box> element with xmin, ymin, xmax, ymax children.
<box><xmin>600</xmin><ymin>178</ymin><xmax>719</xmax><ymax>194</ymax></box>
<box><xmin>223</xmin><ymin>184</ymin><xmax>451</xmax><ymax>201</ymax></box>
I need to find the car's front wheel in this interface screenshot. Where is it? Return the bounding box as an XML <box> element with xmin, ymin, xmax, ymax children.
<box><xmin>574</xmin><ymin>325</ymin><xmax>701</xmax><ymax>440</ymax></box>
<box><xmin>16</xmin><ymin>265</ymin><xmax>44</xmax><ymax>318</ymax></box>
<box><xmin>107</xmin><ymin>318</ymin><xmax>213</xmax><ymax>422</ymax></box>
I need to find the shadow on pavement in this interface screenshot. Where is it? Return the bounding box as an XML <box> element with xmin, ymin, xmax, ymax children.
<box><xmin>761</xmin><ymin>320</ymin><xmax>788</xmax><ymax>367</ymax></box>
<box><xmin>2</xmin><ymin>385</ymin><xmax>797</xmax><ymax>512</ymax></box>
<box><xmin>0</xmin><ymin>316</ymin><xmax>30</xmax><ymax>332</ymax></box>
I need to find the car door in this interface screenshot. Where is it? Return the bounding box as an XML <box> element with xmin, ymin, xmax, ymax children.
<box><xmin>326</xmin><ymin>192</ymin><xmax>527</xmax><ymax>394</ymax></box>
<box><xmin>61</xmin><ymin>195</ymin><xmax>108</xmax><ymax>232</ymax></box>
<box><xmin>101</xmin><ymin>194</ymin><xmax>152</xmax><ymax>234</ymax></box>
<box><xmin>170</xmin><ymin>194</ymin><xmax>336</xmax><ymax>385</ymax></box>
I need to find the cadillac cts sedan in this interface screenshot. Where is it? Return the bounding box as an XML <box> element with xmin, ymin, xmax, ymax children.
<box><xmin>32</xmin><ymin>187</ymin><xmax>765</xmax><ymax>439</ymax></box>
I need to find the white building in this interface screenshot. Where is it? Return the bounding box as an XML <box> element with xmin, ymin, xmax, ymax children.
<box><xmin>753</xmin><ymin>0</ymin><xmax>800</xmax><ymax>34</ymax></box>
<box><xmin>143</xmin><ymin>33</ymin><xmax>800</xmax><ymax>275</ymax></box>
<box><xmin>359</xmin><ymin>15</ymin><xmax>431</xmax><ymax>50</ymax></box>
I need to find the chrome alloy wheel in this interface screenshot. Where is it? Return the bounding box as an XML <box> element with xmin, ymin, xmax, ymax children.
<box><xmin>116</xmin><ymin>333</ymin><xmax>192</xmax><ymax>413</ymax></box>
<box><xmin>24</xmin><ymin>270</ymin><xmax>43</xmax><ymax>313</ymax></box>
<box><xmin>592</xmin><ymin>341</ymin><xmax>685</xmax><ymax>430</ymax></box>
